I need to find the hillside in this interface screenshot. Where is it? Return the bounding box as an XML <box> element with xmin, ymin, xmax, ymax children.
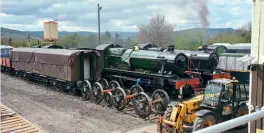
<box><xmin>1</xmin><ymin>27</ymin><xmax>235</xmax><ymax>41</ymax></box>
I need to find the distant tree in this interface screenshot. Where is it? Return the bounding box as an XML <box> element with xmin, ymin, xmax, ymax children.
<box><xmin>115</xmin><ymin>32</ymin><xmax>120</xmax><ymax>40</ymax></box>
<box><xmin>138</xmin><ymin>15</ymin><xmax>175</xmax><ymax>47</ymax></box>
<box><xmin>105</xmin><ymin>31</ymin><xmax>111</xmax><ymax>39</ymax></box>
<box><xmin>8</xmin><ymin>38</ymin><xmax>12</xmax><ymax>46</ymax></box>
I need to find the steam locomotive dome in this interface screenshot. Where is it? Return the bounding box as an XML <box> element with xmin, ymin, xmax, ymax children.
<box><xmin>165</xmin><ymin>49</ymin><xmax>219</xmax><ymax>70</ymax></box>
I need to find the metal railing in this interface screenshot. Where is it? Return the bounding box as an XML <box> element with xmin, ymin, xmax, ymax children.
<box><xmin>193</xmin><ymin>106</ymin><xmax>264</xmax><ymax>133</ymax></box>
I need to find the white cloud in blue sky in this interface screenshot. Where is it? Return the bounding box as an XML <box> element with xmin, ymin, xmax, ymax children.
<box><xmin>0</xmin><ymin>0</ymin><xmax>253</xmax><ymax>32</ymax></box>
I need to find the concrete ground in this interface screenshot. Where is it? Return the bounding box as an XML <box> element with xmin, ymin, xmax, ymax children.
<box><xmin>1</xmin><ymin>74</ymin><xmax>247</xmax><ymax>133</ymax></box>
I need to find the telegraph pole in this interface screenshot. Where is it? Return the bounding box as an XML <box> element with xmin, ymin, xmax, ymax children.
<box><xmin>98</xmin><ymin>3</ymin><xmax>102</xmax><ymax>46</ymax></box>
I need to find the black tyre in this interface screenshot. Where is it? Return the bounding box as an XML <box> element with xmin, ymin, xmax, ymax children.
<box><xmin>193</xmin><ymin>114</ymin><xmax>216</xmax><ymax>132</ymax></box>
<box><xmin>235</xmin><ymin>105</ymin><xmax>248</xmax><ymax>129</ymax></box>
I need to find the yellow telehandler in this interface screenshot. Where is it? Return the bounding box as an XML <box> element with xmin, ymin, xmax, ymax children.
<box><xmin>157</xmin><ymin>78</ymin><xmax>248</xmax><ymax>133</ymax></box>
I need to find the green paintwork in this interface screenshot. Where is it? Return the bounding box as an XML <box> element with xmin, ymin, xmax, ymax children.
<box><xmin>105</xmin><ymin>48</ymin><xmax>186</xmax><ymax>74</ymax></box>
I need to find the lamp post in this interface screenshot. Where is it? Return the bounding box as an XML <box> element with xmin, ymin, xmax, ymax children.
<box><xmin>98</xmin><ymin>4</ymin><xmax>102</xmax><ymax>46</ymax></box>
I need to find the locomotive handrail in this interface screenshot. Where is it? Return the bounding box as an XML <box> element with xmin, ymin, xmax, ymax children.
<box><xmin>193</xmin><ymin>106</ymin><xmax>264</xmax><ymax>133</ymax></box>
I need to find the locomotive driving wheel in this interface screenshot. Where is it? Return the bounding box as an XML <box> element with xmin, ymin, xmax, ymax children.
<box><xmin>132</xmin><ymin>92</ymin><xmax>152</xmax><ymax>118</ymax></box>
<box><xmin>98</xmin><ymin>78</ymin><xmax>109</xmax><ymax>89</ymax></box>
<box><xmin>151</xmin><ymin>89</ymin><xmax>170</xmax><ymax>114</ymax></box>
<box><xmin>104</xmin><ymin>92</ymin><xmax>114</xmax><ymax>107</ymax></box>
<box><xmin>92</xmin><ymin>82</ymin><xmax>104</xmax><ymax>104</ymax></box>
<box><xmin>109</xmin><ymin>80</ymin><xmax>120</xmax><ymax>89</ymax></box>
<box><xmin>112</xmin><ymin>87</ymin><xmax>127</xmax><ymax>111</ymax></box>
<box><xmin>92</xmin><ymin>82</ymin><xmax>104</xmax><ymax>103</ymax></box>
<box><xmin>127</xmin><ymin>85</ymin><xmax>144</xmax><ymax>105</ymax></box>
<box><xmin>80</xmin><ymin>80</ymin><xmax>92</xmax><ymax>101</ymax></box>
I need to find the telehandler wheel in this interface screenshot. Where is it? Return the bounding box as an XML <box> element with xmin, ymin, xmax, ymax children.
<box><xmin>132</xmin><ymin>92</ymin><xmax>152</xmax><ymax>118</ymax></box>
<box><xmin>192</xmin><ymin>114</ymin><xmax>216</xmax><ymax>132</ymax></box>
<box><xmin>104</xmin><ymin>92</ymin><xmax>113</xmax><ymax>107</ymax></box>
<box><xmin>109</xmin><ymin>80</ymin><xmax>121</xmax><ymax>89</ymax></box>
<box><xmin>235</xmin><ymin>105</ymin><xmax>248</xmax><ymax>129</ymax></box>
<box><xmin>98</xmin><ymin>78</ymin><xmax>109</xmax><ymax>89</ymax></box>
<box><xmin>80</xmin><ymin>80</ymin><xmax>92</xmax><ymax>101</ymax></box>
<box><xmin>112</xmin><ymin>87</ymin><xmax>127</xmax><ymax>111</ymax></box>
<box><xmin>91</xmin><ymin>82</ymin><xmax>104</xmax><ymax>104</ymax></box>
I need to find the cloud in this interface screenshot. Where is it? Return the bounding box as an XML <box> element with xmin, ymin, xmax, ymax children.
<box><xmin>0</xmin><ymin>0</ymin><xmax>253</xmax><ymax>32</ymax></box>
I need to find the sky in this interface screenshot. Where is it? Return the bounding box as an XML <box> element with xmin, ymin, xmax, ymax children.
<box><xmin>0</xmin><ymin>0</ymin><xmax>253</xmax><ymax>32</ymax></box>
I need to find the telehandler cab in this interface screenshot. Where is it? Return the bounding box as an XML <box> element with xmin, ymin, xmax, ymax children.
<box><xmin>158</xmin><ymin>78</ymin><xmax>248</xmax><ymax>133</ymax></box>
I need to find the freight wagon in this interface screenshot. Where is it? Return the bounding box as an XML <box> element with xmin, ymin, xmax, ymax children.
<box><xmin>0</xmin><ymin>45</ymin><xmax>13</xmax><ymax>73</ymax></box>
<box><xmin>11</xmin><ymin>48</ymin><xmax>100</xmax><ymax>100</ymax></box>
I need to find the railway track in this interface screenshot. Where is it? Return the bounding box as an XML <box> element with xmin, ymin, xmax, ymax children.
<box><xmin>1</xmin><ymin>104</ymin><xmax>47</xmax><ymax>133</ymax></box>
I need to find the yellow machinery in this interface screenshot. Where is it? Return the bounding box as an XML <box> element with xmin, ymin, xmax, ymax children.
<box><xmin>158</xmin><ymin>95</ymin><xmax>203</xmax><ymax>133</ymax></box>
<box><xmin>157</xmin><ymin>78</ymin><xmax>249</xmax><ymax>133</ymax></box>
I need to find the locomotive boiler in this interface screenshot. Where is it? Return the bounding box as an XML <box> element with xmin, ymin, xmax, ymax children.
<box><xmin>106</xmin><ymin>47</ymin><xmax>189</xmax><ymax>75</ymax></box>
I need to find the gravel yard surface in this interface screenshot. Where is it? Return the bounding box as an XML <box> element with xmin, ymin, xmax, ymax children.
<box><xmin>1</xmin><ymin>74</ymin><xmax>247</xmax><ymax>133</ymax></box>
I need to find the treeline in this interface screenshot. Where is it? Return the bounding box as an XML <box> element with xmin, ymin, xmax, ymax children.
<box><xmin>56</xmin><ymin>31</ymin><xmax>137</xmax><ymax>48</ymax></box>
<box><xmin>1</xmin><ymin>19</ymin><xmax>251</xmax><ymax>50</ymax></box>
<box><xmin>1</xmin><ymin>31</ymin><xmax>137</xmax><ymax>49</ymax></box>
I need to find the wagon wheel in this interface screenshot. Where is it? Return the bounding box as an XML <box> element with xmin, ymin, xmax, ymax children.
<box><xmin>69</xmin><ymin>87</ymin><xmax>77</xmax><ymax>95</ymax></box>
<box><xmin>92</xmin><ymin>82</ymin><xmax>104</xmax><ymax>104</ymax></box>
<box><xmin>80</xmin><ymin>80</ymin><xmax>92</xmax><ymax>101</ymax></box>
<box><xmin>127</xmin><ymin>85</ymin><xmax>144</xmax><ymax>105</ymax></box>
<box><xmin>112</xmin><ymin>87</ymin><xmax>127</xmax><ymax>111</ymax></box>
<box><xmin>98</xmin><ymin>78</ymin><xmax>109</xmax><ymax>89</ymax></box>
<box><xmin>124</xmin><ymin>89</ymin><xmax>131</xmax><ymax>105</ymax></box>
<box><xmin>109</xmin><ymin>80</ymin><xmax>120</xmax><ymax>89</ymax></box>
<box><xmin>151</xmin><ymin>89</ymin><xmax>170</xmax><ymax>114</ymax></box>
<box><xmin>132</xmin><ymin>92</ymin><xmax>152</xmax><ymax>118</ymax></box>
<box><xmin>104</xmin><ymin>92</ymin><xmax>113</xmax><ymax>107</ymax></box>
<box><xmin>130</xmin><ymin>85</ymin><xmax>144</xmax><ymax>95</ymax></box>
